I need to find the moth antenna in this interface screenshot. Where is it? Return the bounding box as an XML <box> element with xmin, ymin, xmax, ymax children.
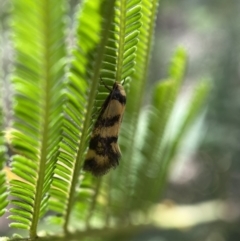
<box><xmin>121</xmin><ymin>77</ymin><xmax>126</xmax><ymax>86</ymax></box>
<box><xmin>100</xmin><ymin>76</ymin><xmax>112</xmax><ymax>91</ymax></box>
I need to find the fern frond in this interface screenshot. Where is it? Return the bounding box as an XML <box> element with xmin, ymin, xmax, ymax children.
<box><xmin>149</xmin><ymin>80</ymin><xmax>210</xmax><ymax>200</ymax></box>
<box><xmin>130</xmin><ymin>48</ymin><xmax>187</xmax><ymax>210</ymax></box>
<box><xmin>110</xmin><ymin>0</ymin><xmax>160</xmax><ymax>217</ymax></box>
<box><xmin>64</xmin><ymin>0</ymin><xmax>141</xmax><ymax>226</ymax></box>
<box><xmin>127</xmin><ymin>0</ymin><xmax>159</xmax><ymax>113</ymax></box>
<box><xmin>99</xmin><ymin>0</ymin><xmax>142</xmax><ymax>88</ymax></box>
<box><xmin>142</xmin><ymin>48</ymin><xmax>187</xmax><ymax>159</ymax></box>
<box><xmin>0</xmin><ymin>21</ymin><xmax>9</xmax><ymax>217</ymax></box>
<box><xmin>48</xmin><ymin>0</ymin><xmax>117</xmax><ymax>232</ymax></box>
<box><xmin>49</xmin><ymin>0</ymin><xmax>103</xmax><ymax>222</ymax></box>
<box><xmin>114</xmin><ymin>0</ymin><xmax>142</xmax><ymax>82</ymax></box>
<box><xmin>9</xmin><ymin>0</ymin><xmax>67</xmax><ymax>238</ymax></box>
<box><xmin>83</xmin><ymin>0</ymin><xmax>143</xmax><ymax>223</ymax></box>
<box><xmin>0</xmin><ymin>109</ymin><xmax>8</xmax><ymax>217</ymax></box>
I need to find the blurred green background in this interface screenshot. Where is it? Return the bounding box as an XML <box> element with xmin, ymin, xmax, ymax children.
<box><xmin>0</xmin><ymin>0</ymin><xmax>240</xmax><ymax>240</ymax></box>
<box><xmin>149</xmin><ymin>1</ymin><xmax>240</xmax><ymax>240</ymax></box>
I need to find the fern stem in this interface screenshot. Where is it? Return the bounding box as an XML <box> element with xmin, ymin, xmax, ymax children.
<box><xmin>29</xmin><ymin>1</ymin><xmax>52</xmax><ymax>238</ymax></box>
<box><xmin>115</xmin><ymin>0</ymin><xmax>126</xmax><ymax>82</ymax></box>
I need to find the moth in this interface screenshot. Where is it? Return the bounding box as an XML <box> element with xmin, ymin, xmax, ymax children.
<box><xmin>83</xmin><ymin>81</ymin><xmax>126</xmax><ymax>176</ymax></box>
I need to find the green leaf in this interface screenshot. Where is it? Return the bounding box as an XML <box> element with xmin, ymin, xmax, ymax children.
<box><xmin>127</xmin><ymin>48</ymin><xmax>188</xmax><ymax>210</ymax></box>
<box><xmin>9</xmin><ymin>0</ymin><xmax>67</xmax><ymax>238</ymax></box>
<box><xmin>150</xmin><ymin>80</ymin><xmax>210</xmax><ymax>198</ymax></box>
<box><xmin>83</xmin><ymin>0</ymin><xmax>143</xmax><ymax>224</ymax></box>
<box><xmin>49</xmin><ymin>0</ymin><xmax>117</xmax><ymax>232</ymax></box>
<box><xmin>114</xmin><ymin>0</ymin><xmax>141</xmax><ymax>82</ymax></box>
<box><xmin>136</xmin><ymin>77</ymin><xmax>210</xmax><ymax>208</ymax></box>
<box><xmin>9</xmin><ymin>222</ymin><xmax>30</xmax><ymax>230</ymax></box>
<box><xmin>106</xmin><ymin>0</ymin><xmax>159</xmax><ymax>218</ymax></box>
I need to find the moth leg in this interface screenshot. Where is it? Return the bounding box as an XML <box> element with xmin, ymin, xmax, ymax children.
<box><xmin>121</xmin><ymin>77</ymin><xmax>127</xmax><ymax>85</ymax></box>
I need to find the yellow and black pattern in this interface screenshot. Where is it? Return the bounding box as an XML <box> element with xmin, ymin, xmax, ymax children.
<box><xmin>83</xmin><ymin>82</ymin><xmax>126</xmax><ymax>176</ymax></box>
